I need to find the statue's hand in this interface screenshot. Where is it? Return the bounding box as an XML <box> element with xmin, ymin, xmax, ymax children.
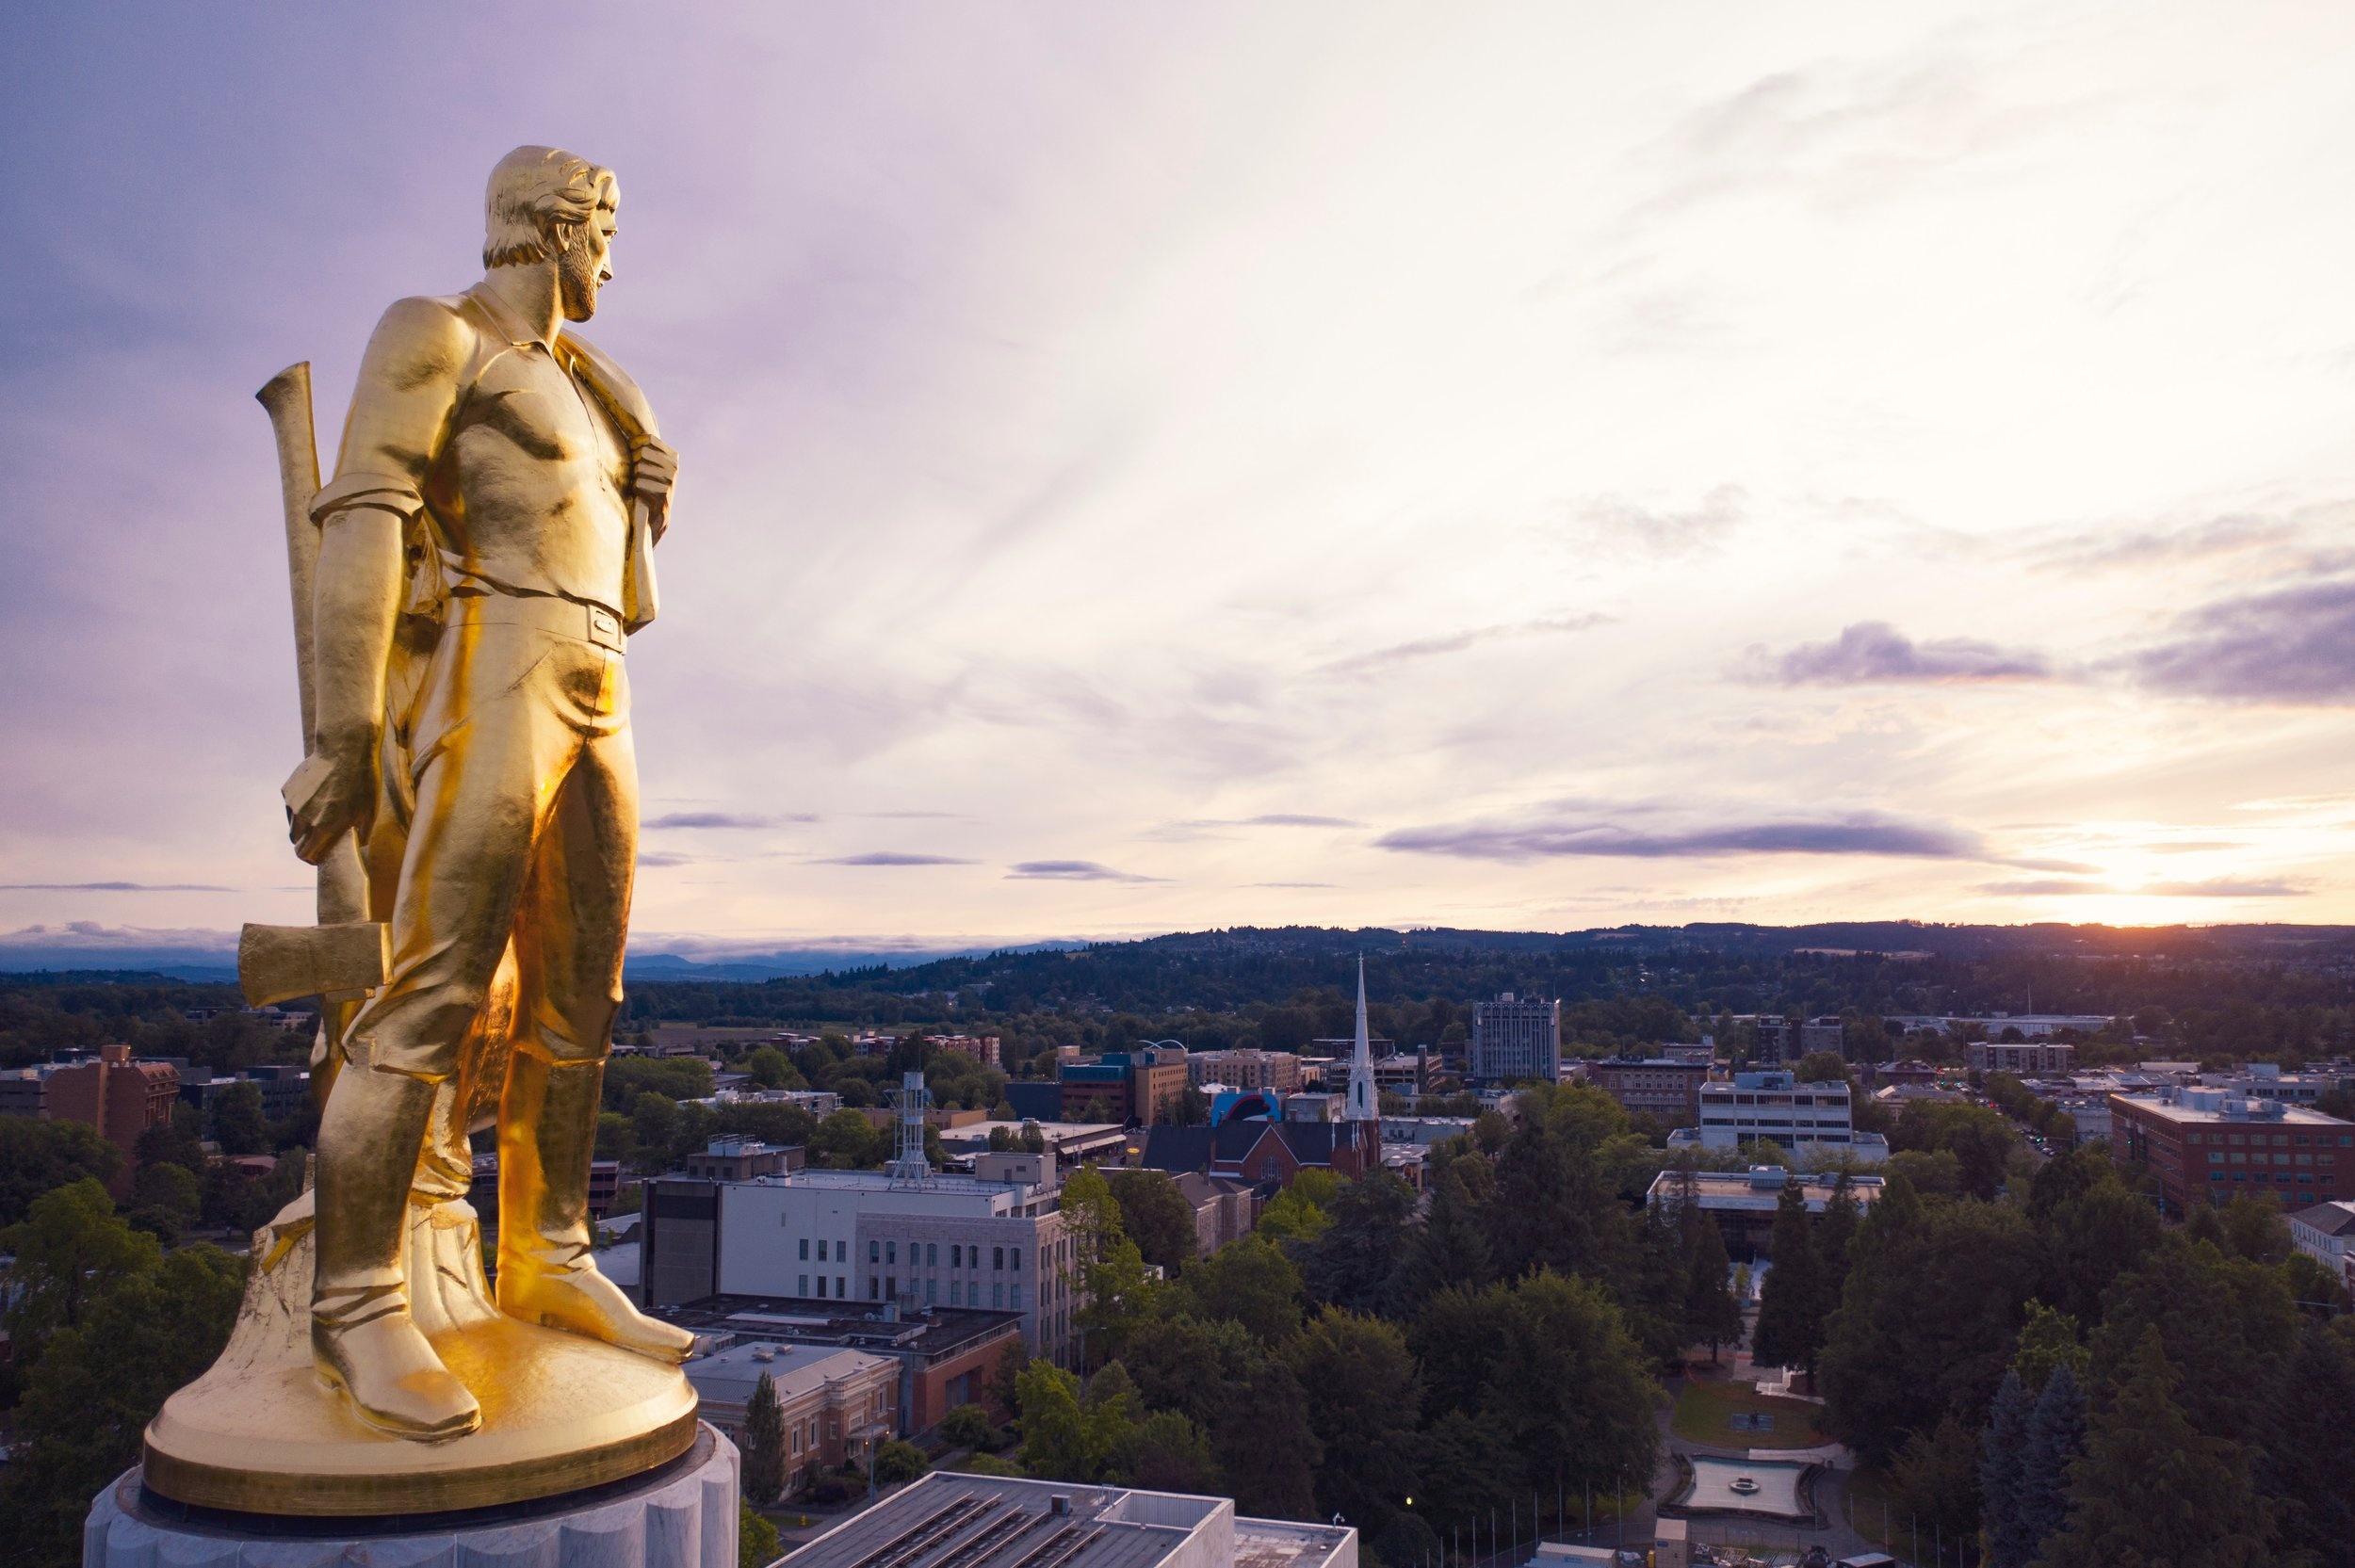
<box><xmin>284</xmin><ymin>738</ymin><xmax>376</xmax><ymax>865</ymax></box>
<box><xmin>630</xmin><ymin>435</ymin><xmax>677</xmax><ymax>542</ymax></box>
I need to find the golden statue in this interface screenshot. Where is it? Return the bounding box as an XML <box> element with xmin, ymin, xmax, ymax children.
<box><xmin>143</xmin><ymin>147</ymin><xmax>702</xmax><ymax>1515</ymax></box>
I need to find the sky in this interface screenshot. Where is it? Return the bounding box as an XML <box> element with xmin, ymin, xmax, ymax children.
<box><xmin>7</xmin><ymin>2</ymin><xmax>2355</xmax><ymax>960</ymax></box>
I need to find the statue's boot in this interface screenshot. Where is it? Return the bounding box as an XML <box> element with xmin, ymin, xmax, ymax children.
<box><xmin>313</xmin><ymin>1063</ymin><xmax>481</xmax><ymax>1439</ymax></box>
<box><xmin>496</xmin><ymin>1053</ymin><xmax>695</xmax><ymax>1363</ymax></box>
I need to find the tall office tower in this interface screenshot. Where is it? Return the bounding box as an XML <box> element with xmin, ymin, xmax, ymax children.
<box><xmin>1470</xmin><ymin>992</ymin><xmax>1560</xmax><ymax>1083</ymax></box>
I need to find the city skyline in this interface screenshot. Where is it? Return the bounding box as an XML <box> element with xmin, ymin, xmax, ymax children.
<box><xmin>9</xmin><ymin>2</ymin><xmax>2355</xmax><ymax>959</ymax></box>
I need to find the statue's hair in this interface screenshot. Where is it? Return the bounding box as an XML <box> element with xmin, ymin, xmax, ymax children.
<box><xmin>482</xmin><ymin>145</ymin><xmax>616</xmax><ymax>269</ymax></box>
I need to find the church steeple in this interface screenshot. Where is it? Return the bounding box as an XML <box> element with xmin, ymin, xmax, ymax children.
<box><xmin>1346</xmin><ymin>957</ymin><xmax>1376</xmax><ymax>1128</ymax></box>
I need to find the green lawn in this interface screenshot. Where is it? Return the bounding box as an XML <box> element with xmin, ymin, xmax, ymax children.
<box><xmin>1669</xmin><ymin>1377</ymin><xmax>1829</xmax><ymax>1450</ymax></box>
<box><xmin>1841</xmin><ymin>1463</ymin><xmax>1905</xmax><ymax>1553</ymax></box>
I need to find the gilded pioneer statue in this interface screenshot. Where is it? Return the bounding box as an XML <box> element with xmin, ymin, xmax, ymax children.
<box><xmin>142</xmin><ymin>146</ymin><xmax>705</xmax><ymax>1515</ymax></box>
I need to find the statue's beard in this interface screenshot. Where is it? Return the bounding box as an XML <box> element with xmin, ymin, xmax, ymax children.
<box><xmin>557</xmin><ymin>225</ymin><xmax>604</xmax><ymax>321</ymax></box>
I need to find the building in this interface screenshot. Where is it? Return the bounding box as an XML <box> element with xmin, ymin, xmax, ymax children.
<box><xmin>666</xmin><ymin>1293</ymin><xmax>1026</xmax><ymax>1437</ymax></box>
<box><xmin>43</xmin><ymin>1045</ymin><xmax>179</xmax><ymax>1195</ymax></box>
<box><xmin>1644</xmin><ymin>1166</ymin><xmax>1886</xmax><ymax>1260</ymax></box>
<box><xmin>679</xmin><ymin>1139</ymin><xmax>804</xmax><ymax>1181</ymax></box>
<box><xmin>1667</xmin><ymin>1070</ymin><xmax>1888</xmax><ymax>1165</ymax></box>
<box><xmin>2203</xmin><ymin>1061</ymin><xmax>2342</xmax><ymax>1107</ymax></box>
<box><xmin>1587</xmin><ymin>1057</ymin><xmax>1713</xmax><ymax>1127</ymax></box>
<box><xmin>0</xmin><ymin>1065</ymin><xmax>55</xmax><ymax>1117</ymax></box>
<box><xmin>1171</xmin><ymin>1172</ymin><xmax>1257</xmax><ymax>1257</ymax></box>
<box><xmin>930</xmin><ymin>1034</ymin><xmax>1002</xmax><ymax>1068</ymax></box>
<box><xmin>1185</xmin><ymin>1049</ymin><xmax>1302</xmax><ymax>1094</ymax></box>
<box><xmin>468</xmin><ymin>1154</ymin><xmax>625</xmax><ymax>1231</ymax></box>
<box><xmin>1970</xmin><ymin>1041</ymin><xmax>2078</xmax><ymax>1075</ymax></box>
<box><xmin>1054</xmin><ymin>1044</ymin><xmax>1190</xmax><ymax>1126</ymax></box>
<box><xmin>680</xmin><ymin>1338</ymin><xmax>898</xmax><ymax>1493</ymax></box>
<box><xmin>2107</xmin><ymin>1086</ymin><xmax>2353</xmax><ymax>1216</ymax></box>
<box><xmin>772</xmin><ymin>1471</ymin><xmax>1355</xmax><ymax>1568</ymax></box>
<box><xmin>2288</xmin><ymin>1200</ymin><xmax>2355</xmax><ymax>1294</ymax></box>
<box><xmin>640</xmin><ymin>1165</ymin><xmax>1082</xmax><ymax>1366</ymax></box>
<box><xmin>1132</xmin><ymin>1119</ymin><xmax>1372</xmax><ymax>1188</ymax></box>
<box><xmin>934</xmin><ymin>1120</ymin><xmax>1129</xmax><ymax>1168</ymax></box>
<box><xmin>1470</xmin><ymin>993</ymin><xmax>1559</xmax><ymax>1083</ymax></box>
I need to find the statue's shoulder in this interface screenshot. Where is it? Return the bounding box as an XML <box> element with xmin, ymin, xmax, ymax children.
<box><xmin>359</xmin><ymin>294</ymin><xmax>481</xmax><ymax>379</ymax></box>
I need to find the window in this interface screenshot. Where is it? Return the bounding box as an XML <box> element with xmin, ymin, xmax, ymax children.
<box><xmin>927</xmin><ymin>1243</ymin><xmax>937</xmax><ymax>1267</ymax></box>
<box><xmin>951</xmin><ymin>1244</ymin><xmax>963</xmax><ymax>1268</ymax></box>
<box><xmin>799</xmin><ymin>1237</ymin><xmax>809</xmax><ymax>1260</ymax></box>
<box><xmin>887</xmin><ymin>1240</ymin><xmax>897</xmax><ymax>1265</ymax></box>
<box><xmin>869</xmin><ymin>1239</ymin><xmax>881</xmax><ymax>1264</ymax></box>
<box><xmin>926</xmin><ymin>1280</ymin><xmax>937</xmax><ymax>1303</ymax></box>
<box><xmin>817</xmin><ymin>1238</ymin><xmax>828</xmax><ymax>1262</ymax></box>
<box><xmin>951</xmin><ymin>1281</ymin><xmax>963</xmax><ymax>1306</ymax></box>
<box><xmin>869</xmin><ymin>1277</ymin><xmax>881</xmax><ymax>1300</ymax></box>
<box><xmin>837</xmin><ymin>1276</ymin><xmax>846</xmax><ymax>1298</ymax></box>
<box><xmin>1010</xmin><ymin>1284</ymin><xmax>1022</xmax><ymax>1310</ymax></box>
<box><xmin>887</xmin><ymin>1276</ymin><xmax>897</xmax><ymax>1297</ymax></box>
<box><xmin>1012</xmin><ymin>1248</ymin><xmax>1021</xmax><ymax>1272</ymax></box>
<box><xmin>800</xmin><ymin>1273</ymin><xmax>810</xmax><ymax>1295</ymax></box>
<box><xmin>994</xmin><ymin>1247</ymin><xmax>1004</xmax><ymax>1270</ymax></box>
<box><xmin>993</xmin><ymin>1284</ymin><xmax>1004</xmax><ymax>1308</ymax></box>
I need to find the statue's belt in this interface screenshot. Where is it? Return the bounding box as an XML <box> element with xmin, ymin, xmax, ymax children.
<box><xmin>446</xmin><ymin>591</ymin><xmax>626</xmax><ymax>654</ymax></box>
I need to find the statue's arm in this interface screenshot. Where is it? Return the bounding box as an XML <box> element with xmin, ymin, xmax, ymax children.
<box><xmin>285</xmin><ymin>299</ymin><xmax>467</xmax><ymax>865</ymax></box>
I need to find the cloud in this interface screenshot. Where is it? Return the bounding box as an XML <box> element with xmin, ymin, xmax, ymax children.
<box><xmin>816</xmin><ymin>852</ymin><xmax>979</xmax><ymax>867</ymax></box>
<box><xmin>1980</xmin><ymin>877</ymin><xmax>2305</xmax><ymax>897</ymax></box>
<box><xmin>2033</xmin><ymin>512</ymin><xmax>2302</xmax><ymax>574</ymax></box>
<box><xmin>1007</xmin><ymin>860</ymin><xmax>1166</xmax><ymax>882</ymax></box>
<box><xmin>636</xmin><ymin>852</ymin><xmax>697</xmax><ymax>868</ymax></box>
<box><xmin>1251</xmin><ymin>881</ymin><xmax>1335</xmax><ymax>888</ymax></box>
<box><xmin>1754</xmin><ymin>622</ymin><xmax>2051</xmax><ymax>685</ymax></box>
<box><xmin>1320</xmin><ymin>615</ymin><xmax>1608</xmax><ymax>677</ymax></box>
<box><xmin>2123</xmin><ymin>579</ymin><xmax>2355</xmax><ymax>703</ymax></box>
<box><xmin>642</xmin><ymin>812</ymin><xmax>815</xmax><ymax>830</ymax></box>
<box><xmin>0</xmin><ymin>881</ymin><xmax>234</xmax><ymax>892</ymax></box>
<box><xmin>1377</xmin><ymin>806</ymin><xmax>1982</xmax><ymax>863</ymax></box>
<box><xmin>1563</xmin><ymin>486</ymin><xmax>1746</xmax><ymax>558</ymax></box>
<box><xmin>0</xmin><ymin>921</ymin><xmax>236</xmax><ymax>948</ymax></box>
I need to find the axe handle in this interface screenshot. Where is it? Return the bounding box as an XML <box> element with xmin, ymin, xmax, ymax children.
<box><xmin>256</xmin><ymin>363</ymin><xmax>368</xmax><ymax>929</ymax></box>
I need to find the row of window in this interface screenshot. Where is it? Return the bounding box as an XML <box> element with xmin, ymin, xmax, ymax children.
<box><xmin>792</xmin><ymin>1236</ymin><xmax>1029</xmax><ymax>1269</ymax></box>
<box><xmin>2183</xmin><ymin>1130</ymin><xmax>2352</xmax><ymax>1148</ymax></box>
<box><xmin>2205</xmin><ymin>1151</ymin><xmax>2334</xmax><ymax>1166</ymax></box>
<box><xmin>2207</xmin><ymin>1170</ymin><xmax>2335</xmax><ymax>1186</ymax></box>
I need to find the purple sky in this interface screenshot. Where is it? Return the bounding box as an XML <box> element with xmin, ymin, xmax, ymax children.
<box><xmin>8</xmin><ymin>4</ymin><xmax>2355</xmax><ymax>959</ymax></box>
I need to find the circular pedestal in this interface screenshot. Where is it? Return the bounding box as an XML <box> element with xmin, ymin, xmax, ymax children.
<box><xmin>87</xmin><ymin>1424</ymin><xmax>739</xmax><ymax>1568</ymax></box>
<box><xmin>143</xmin><ymin>1191</ymin><xmax>699</xmax><ymax>1514</ymax></box>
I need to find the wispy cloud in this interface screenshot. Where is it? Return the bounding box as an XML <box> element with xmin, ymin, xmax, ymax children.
<box><xmin>1980</xmin><ymin>877</ymin><xmax>2306</xmax><ymax>897</ymax></box>
<box><xmin>1007</xmin><ymin>860</ymin><xmax>1165</xmax><ymax>882</ymax></box>
<box><xmin>816</xmin><ymin>852</ymin><xmax>979</xmax><ymax>867</ymax></box>
<box><xmin>1378</xmin><ymin>805</ymin><xmax>1982</xmax><ymax>863</ymax></box>
<box><xmin>2123</xmin><ymin>579</ymin><xmax>2355</xmax><ymax>703</ymax></box>
<box><xmin>1320</xmin><ymin>615</ymin><xmax>1608</xmax><ymax>677</ymax></box>
<box><xmin>642</xmin><ymin>812</ymin><xmax>817</xmax><ymax>830</ymax></box>
<box><xmin>1563</xmin><ymin>486</ymin><xmax>1746</xmax><ymax>558</ymax></box>
<box><xmin>0</xmin><ymin>881</ymin><xmax>234</xmax><ymax>892</ymax></box>
<box><xmin>1750</xmin><ymin>622</ymin><xmax>2051</xmax><ymax>685</ymax></box>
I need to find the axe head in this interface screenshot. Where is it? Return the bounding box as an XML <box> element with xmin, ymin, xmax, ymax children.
<box><xmin>238</xmin><ymin>920</ymin><xmax>390</xmax><ymax>1009</ymax></box>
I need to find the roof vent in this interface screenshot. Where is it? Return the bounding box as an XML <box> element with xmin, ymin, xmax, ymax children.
<box><xmin>1050</xmin><ymin>1495</ymin><xmax>1071</xmax><ymax>1517</ymax></box>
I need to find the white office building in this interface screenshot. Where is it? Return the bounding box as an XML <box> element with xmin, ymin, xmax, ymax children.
<box><xmin>1470</xmin><ymin>993</ymin><xmax>1560</xmax><ymax>1083</ymax></box>
<box><xmin>1667</xmin><ymin>1070</ymin><xmax>1888</xmax><ymax>1165</ymax></box>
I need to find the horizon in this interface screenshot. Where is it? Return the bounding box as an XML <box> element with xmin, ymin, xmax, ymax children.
<box><xmin>11</xmin><ymin>5</ymin><xmax>2355</xmax><ymax>951</ymax></box>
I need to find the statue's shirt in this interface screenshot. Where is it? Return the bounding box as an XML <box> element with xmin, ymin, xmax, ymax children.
<box><xmin>327</xmin><ymin>283</ymin><xmax>633</xmax><ymax>616</ymax></box>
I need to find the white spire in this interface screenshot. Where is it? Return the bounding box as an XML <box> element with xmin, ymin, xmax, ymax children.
<box><xmin>1346</xmin><ymin>957</ymin><xmax>1376</xmax><ymax>1125</ymax></box>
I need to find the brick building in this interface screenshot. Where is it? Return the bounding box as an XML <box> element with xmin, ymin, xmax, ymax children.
<box><xmin>1186</xmin><ymin>1049</ymin><xmax>1303</xmax><ymax>1094</ymax></box>
<box><xmin>1586</xmin><ymin>1057</ymin><xmax>1713</xmax><ymax>1127</ymax></box>
<box><xmin>2108</xmin><ymin>1086</ymin><xmax>2353</xmax><ymax>1216</ymax></box>
<box><xmin>44</xmin><ymin>1045</ymin><xmax>179</xmax><ymax>1195</ymax></box>
<box><xmin>681</xmin><ymin>1339</ymin><xmax>898</xmax><ymax>1491</ymax></box>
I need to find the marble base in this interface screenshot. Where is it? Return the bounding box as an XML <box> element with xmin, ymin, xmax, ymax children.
<box><xmin>87</xmin><ymin>1423</ymin><xmax>739</xmax><ymax>1568</ymax></box>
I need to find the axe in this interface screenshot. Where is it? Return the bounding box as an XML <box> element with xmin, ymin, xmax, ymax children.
<box><xmin>245</xmin><ymin>364</ymin><xmax>388</xmax><ymax>1083</ymax></box>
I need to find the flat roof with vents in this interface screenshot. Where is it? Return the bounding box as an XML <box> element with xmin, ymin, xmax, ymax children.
<box><xmin>777</xmin><ymin>1473</ymin><xmax>1355</xmax><ymax>1568</ymax></box>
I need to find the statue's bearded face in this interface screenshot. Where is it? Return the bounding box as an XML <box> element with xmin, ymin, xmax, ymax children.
<box><xmin>557</xmin><ymin>202</ymin><xmax>616</xmax><ymax>322</ymax></box>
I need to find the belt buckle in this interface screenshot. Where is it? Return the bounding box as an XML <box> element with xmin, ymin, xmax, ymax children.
<box><xmin>588</xmin><ymin>605</ymin><xmax>622</xmax><ymax>648</ymax></box>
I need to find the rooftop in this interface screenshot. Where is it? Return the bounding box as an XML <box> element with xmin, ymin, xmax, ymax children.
<box><xmin>777</xmin><ymin>1472</ymin><xmax>1354</xmax><ymax>1568</ymax></box>
<box><xmin>659</xmin><ymin>1293</ymin><xmax>1025</xmax><ymax>1362</ymax></box>
<box><xmin>1646</xmin><ymin>1168</ymin><xmax>1887</xmax><ymax>1215</ymax></box>
<box><xmin>682</xmin><ymin>1339</ymin><xmax>893</xmax><ymax>1410</ymax></box>
<box><xmin>2110</xmin><ymin>1089</ymin><xmax>2353</xmax><ymax>1127</ymax></box>
<box><xmin>2291</xmin><ymin>1200</ymin><xmax>2355</xmax><ymax>1237</ymax></box>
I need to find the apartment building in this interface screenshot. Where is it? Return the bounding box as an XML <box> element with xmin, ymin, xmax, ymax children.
<box><xmin>1187</xmin><ymin>1049</ymin><xmax>1303</xmax><ymax>1094</ymax></box>
<box><xmin>39</xmin><ymin>1045</ymin><xmax>180</xmax><ymax>1195</ymax></box>
<box><xmin>1470</xmin><ymin>994</ymin><xmax>1559</xmax><ymax>1083</ymax></box>
<box><xmin>642</xmin><ymin>1166</ymin><xmax>1082</xmax><ymax>1366</ymax></box>
<box><xmin>2108</xmin><ymin>1086</ymin><xmax>2353</xmax><ymax>1216</ymax></box>
<box><xmin>1667</xmin><ymin>1070</ymin><xmax>1888</xmax><ymax>1164</ymax></box>
<box><xmin>1970</xmin><ymin>1041</ymin><xmax>2077</xmax><ymax>1075</ymax></box>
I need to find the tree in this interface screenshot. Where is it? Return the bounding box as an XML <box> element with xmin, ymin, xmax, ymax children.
<box><xmin>211</xmin><ymin>1080</ymin><xmax>269</xmax><ymax>1156</ymax></box>
<box><xmin>1015</xmin><ymin>1359</ymin><xmax>1137</xmax><ymax>1482</ymax></box>
<box><xmin>1815</xmin><ymin>1172</ymin><xmax>1860</xmax><ymax>1303</ymax></box>
<box><xmin>743</xmin><ymin>1369</ymin><xmax>786</xmax><ymax>1506</ymax></box>
<box><xmin>745</xmin><ymin>1046</ymin><xmax>799</xmax><ymax>1090</ymax></box>
<box><xmin>941</xmin><ymin>1403</ymin><xmax>999</xmax><ymax>1452</ymax></box>
<box><xmin>1286</xmin><ymin>1308</ymin><xmax>1421</xmax><ymax>1533</ymax></box>
<box><xmin>1171</xmin><ymin>1235</ymin><xmax>1302</xmax><ymax>1345</ymax></box>
<box><xmin>0</xmin><ymin>1118</ymin><xmax>121</xmax><ymax>1225</ymax></box>
<box><xmin>0</xmin><ymin>1241</ymin><xmax>245</xmax><ymax>1568</ymax></box>
<box><xmin>2038</xmin><ymin>1328</ymin><xmax>2274</xmax><ymax>1568</ymax></box>
<box><xmin>984</xmin><ymin>1337</ymin><xmax>1031</xmax><ymax>1415</ymax></box>
<box><xmin>2014</xmin><ymin>1361</ymin><xmax>2084</xmax><ymax>1563</ymax></box>
<box><xmin>2261</xmin><ymin>1319</ymin><xmax>2355</xmax><ymax>1563</ymax></box>
<box><xmin>1113</xmin><ymin>1408</ymin><xmax>1221</xmax><ymax>1494</ymax></box>
<box><xmin>1750</xmin><ymin>1182</ymin><xmax>1827</xmax><ymax>1373</ymax></box>
<box><xmin>1794</xmin><ymin>1050</ymin><xmax>1849</xmax><ymax>1085</ymax></box>
<box><xmin>2038</xmin><ymin>1177</ymin><xmax>2160</xmax><ymax>1325</ymax></box>
<box><xmin>127</xmin><ymin>1158</ymin><xmax>202</xmax><ymax>1243</ymax></box>
<box><xmin>1256</xmin><ymin>1179</ymin><xmax>1333</xmax><ymax>1245</ymax></box>
<box><xmin>739</xmin><ymin>1501</ymin><xmax>781</xmax><ymax>1568</ymax></box>
<box><xmin>0</xmin><ymin>1178</ymin><xmax>161</xmax><ymax>1373</ymax></box>
<box><xmin>1889</xmin><ymin>1416</ymin><xmax>1980</xmax><ymax>1553</ymax></box>
<box><xmin>2009</xmin><ymin>1301</ymin><xmax>2090</xmax><ymax>1394</ymax></box>
<box><xmin>1297</xmin><ymin>1171</ymin><xmax>1414</xmax><ymax>1314</ymax></box>
<box><xmin>811</xmin><ymin>1108</ymin><xmax>885</xmax><ymax>1169</ymax></box>
<box><xmin>1107</xmin><ymin>1170</ymin><xmax>1197</xmax><ymax>1275</ymax></box>
<box><xmin>1681</xmin><ymin>1216</ymin><xmax>1742</xmax><ymax>1364</ymax></box>
<box><xmin>873</xmin><ymin>1440</ymin><xmax>929</xmax><ymax>1484</ymax></box>
<box><xmin>1207</xmin><ymin>1356</ymin><xmax>1320</xmax><ymax>1520</ymax></box>
<box><xmin>1979</xmin><ymin>1370</ymin><xmax>2033</xmax><ymax>1568</ymax></box>
<box><xmin>632</xmin><ymin>1091</ymin><xmax>681</xmax><ymax>1172</ymax></box>
<box><xmin>1389</xmin><ymin>1161</ymin><xmax>1491</xmax><ymax>1315</ymax></box>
